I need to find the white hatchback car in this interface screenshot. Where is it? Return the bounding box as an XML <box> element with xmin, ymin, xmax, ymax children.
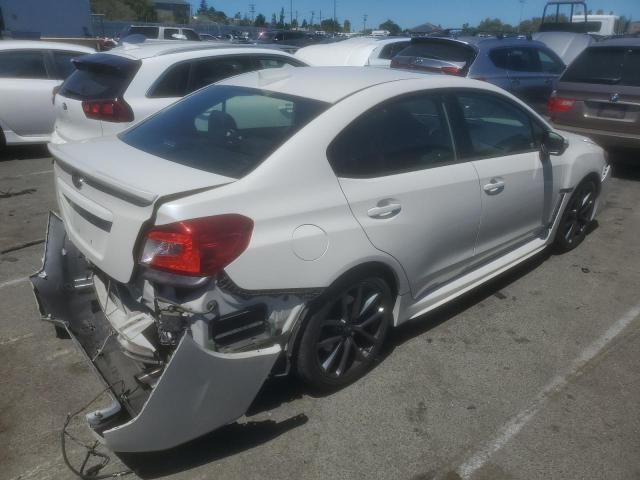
<box><xmin>51</xmin><ymin>41</ymin><xmax>305</xmax><ymax>143</ymax></box>
<box><xmin>32</xmin><ymin>67</ymin><xmax>609</xmax><ymax>453</ymax></box>
<box><xmin>295</xmin><ymin>36</ymin><xmax>410</xmax><ymax>67</ymax></box>
<box><xmin>0</xmin><ymin>40</ymin><xmax>94</xmax><ymax>146</ymax></box>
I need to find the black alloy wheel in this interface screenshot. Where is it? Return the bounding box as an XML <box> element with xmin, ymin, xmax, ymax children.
<box><xmin>296</xmin><ymin>275</ymin><xmax>392</xmax><ymax>391</ymax></box>
<box><xmin>555</xmin><ymin>180</ymin><xmax>597</xmax><ymax>252</ymax></box>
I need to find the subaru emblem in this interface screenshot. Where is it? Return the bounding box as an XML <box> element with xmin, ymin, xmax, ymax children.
<box><xmin>610</xmin><ymin>93</ymin><xmax>620</xmax><ymax>103</ymax></box>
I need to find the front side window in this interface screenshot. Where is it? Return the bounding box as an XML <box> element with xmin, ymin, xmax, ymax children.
<box><xmin>452</xmin><ymin>92</ymin><xmax>537</xmax><ymax>159</ymax></box>
<box><xmin>0</xmin><ymin>50</ymin><xmax>47</xmax><ymax>79</ymax></box>
<box><xmin>127</xmin><ymin>26</ymin><xmax>159</xmax><ymax>38</ymax></box>
<box><xmin>122</xmin><ymin>85</ymin><xmax>328</xmax><ymax>178</ymax></box>
<box><xmin>328</xmin><ymin>94</ymin><xmax>455</xmax><ymax>178</ymax></box>
<box><xmin>189</xmin><ymin>57</ymin><xmax>252</xmax><ymax>91</ymax></box>
<box><xmin>182</xmin><ymin>29</ymin><xmax>200</xmax><ymax>41</ymax></box>
<box><xmin>164</xmin><ymin>28</ymin><xmax>179</xmax><ymax>40</ymax></box>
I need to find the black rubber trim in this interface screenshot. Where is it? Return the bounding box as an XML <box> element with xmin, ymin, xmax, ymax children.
<box><xmin>216</xmin><ymin>271</ymin><xmax>324</xmax><ymax>300</ymax></box>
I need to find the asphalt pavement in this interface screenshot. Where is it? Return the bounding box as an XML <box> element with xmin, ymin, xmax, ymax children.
<box><xmin>1</xmin><ymin>146</ymin><xmax>639</xmax><ymax>480</ymax></box>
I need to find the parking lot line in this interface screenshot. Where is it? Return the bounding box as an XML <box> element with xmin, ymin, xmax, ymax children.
<box><xmin>0</xmin><ymin>169</ymin><xmax>53</xmax><ymax>180</ymax></box>
<box><xmin>456</xmin><ymin>301</ymin><xmax>640</xmax><ymax>480</ymax></box>
<box><xmin>0</xmin><ymin>276</ymin><xmax>28</xmax><ymax>289</ymax></box>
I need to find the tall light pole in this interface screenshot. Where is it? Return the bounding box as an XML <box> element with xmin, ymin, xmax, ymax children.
<box><xmin>290</xmin><ymin>0</ymin><xmax>293</xmax><ymax>27</ymax></box>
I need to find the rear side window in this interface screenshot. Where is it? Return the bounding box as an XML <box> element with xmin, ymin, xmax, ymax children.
<box><xmin>190</xmin><ymin>57</ymin><xmax>250</xmax><ymax>91</ymax></box>
<box><xmin>451</xmin><ymin>92</ymin><xmax>536</xmax><ymax>159</ymax></box>
<box><xmin>149</xmin><ymin>61</ymin><xmax>190</xmax><ymax>97</ymax></box>
<box><xmin>562</xmin><ymin>47</ymin><xmax>640</xmax><ymax>87</ymax></box>
<box><xmin>52</xmin><ymin>51</ymin><xmax>83</xmax><ymax>79</ymax></box>
<box><xmin>257</xmin><ymin>56</ymin><xmax>300</xmax><ymax>69</ymax></box>
<box><xmin>506</xmin><ymin>48</ymin><xmax>541</xmax><ymax>72</ymax></box>
<box><xmin>122</xmin><ymin>85</ymin><xmax>328</xmax><ymax>178</ymax></box>
<box><xmin>489</xmin><ymin>48</ymin><xmax>509</xmax><ymax>69</ymax></box>
<box><xmin>127</xmin><ymin>26</ymin><xmax>159</xmax><ymax>38</ymax></box>
<box><xmin>378</xmin><ymin>41</ymin><xmax>411</xmax><ymax>60</ymax></box>
<box><xmin>398</xmin><ymin>40</ymin><xmax>476</xmax><ymax>64</ymax></box>
<box><xmin>538</xmin><ymin>49</ymin><xmax>564</xmax><ymax>74</ymax></box>
<box><xmin>0</xmin><ymin>50</ymin><xmax>47</xmax><ymax>79</ymax></box>
<box><xmin>59</xmin><ymin>54</ymin><xmax>140</xmax><ymax>100</ymax></box>
<box><xmin>328</xmin><ymin>94</ymin><xmax>454</xmax><ymax>178</ymax></box>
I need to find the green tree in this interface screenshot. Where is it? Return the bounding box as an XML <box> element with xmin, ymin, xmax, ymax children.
<box><xmin>271</xmin><ymin>13</ymin><xmax>277</xmax><ymax>26</ymax></box>
<box><xmin>321</xmin><ymin>18</ymin><xmax>341</xmax><ymax>32</ymax></box>
<box><xmin>301</xmin><ymin>19</ymin><xmax>308</xmax><ymax>29</ymax></box>
<box><xmin>343</xmin><ymin>19</ymin><xmax>351</xmax><ymax>33</ymax></box>
<box><xmin>123</xmin><ymin>0</ymin><xmax>157</xmax><ymax>22</ymax></box>
<box><xmin>254</xmin><ymin>13</ymin><xmax>266</xmax><ymax>26</ymax></box>
<box><xmin>378</xmin><ymin>19</ymin><xmax>401</xmax><ymax>35</ymax></box>
<box><xmin>91</xmin><ymin>0</ymin><xmax>135</xmax><ymax>20</ymax></box>
<box><xmin>198</xmin><ymin>0</ymin><xmax>208</xmax><ymax>14</ymax></box>
<box><xmin>291</xmin><ymin>18</ymin><xmax>298</xmax><ymax>28</ymax></box>
<box><xmin>279</xmin><ymin>8</ymin><xmax>285</xmax><ymax>28</ymax></box>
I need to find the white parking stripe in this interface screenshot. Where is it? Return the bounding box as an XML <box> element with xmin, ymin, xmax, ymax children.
<box><xmin>457</xmin><ymin>302</ymin><xmax>640</xmax><ymax>479</ymax></box>
<box><xmin>0</xmin><ymin>333</ymin><xmax>34</xmax><ymax>346</ymax></box>
<box><xmin>0</xmin><ymin>276</ymin><xmax>28</xmax><ymax>289</ymax></box>
<box><xmin>0</xmin><ymin>169</ymin><xmax>53</xmax><ymax>180</ymax></box>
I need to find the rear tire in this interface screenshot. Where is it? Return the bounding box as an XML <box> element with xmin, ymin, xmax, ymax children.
<box><xmin>554</xmin><ymin>179</ymin><xmax>597</xmax><ymax>253</ymax></box>
<box><xmin>295</xmin><ymin>274</ymin><xmax>393</xmax><ymax>392</ymax></box>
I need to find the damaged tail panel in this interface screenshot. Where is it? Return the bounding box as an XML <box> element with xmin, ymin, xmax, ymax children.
<box><xmin>30</xmin><ymin>212</ymin><xmax>287</xmax><ymax>452</ymax></box>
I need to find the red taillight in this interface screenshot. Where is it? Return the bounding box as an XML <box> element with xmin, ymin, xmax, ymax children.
<box><xmin>547</xmin><ymin>96</ymin><xmax>575</xmax><ymax>114</ymax></box>
<box><xmin>140</xmin><ymin>215</ymin><xmax>253</xmax><ymax>277</ymax></box>
<box><xmin>81</xmin><ymin>98</ymin><xmax>134</xmax><ymax>122</ymax></box>
<box><xmin>441</xmin><ymin>66</ymin><xmax>463</xmax><ymax>76</ymax></box>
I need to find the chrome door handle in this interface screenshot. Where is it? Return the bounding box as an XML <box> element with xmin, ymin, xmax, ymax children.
<box><xmin>483</xmin><ymin>178</ymin><xmax>505</xmax><ymax>195</ymax></box>
<box><xmin>367</xmin><ymin>202</ymin><xmax>402</xmax><ymax>219</ymax></box>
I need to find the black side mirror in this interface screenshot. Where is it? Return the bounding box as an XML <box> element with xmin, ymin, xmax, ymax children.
<box><xmin>541</xmin><ymin>130</ymin><xmax>568</xmax><ymax>156</ymax></box>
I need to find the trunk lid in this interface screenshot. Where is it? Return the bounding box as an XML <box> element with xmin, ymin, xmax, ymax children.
<box><xmin>49</xmin><ymin>137</ymin><xmax>235</xmax><ymax>283</ymax></box>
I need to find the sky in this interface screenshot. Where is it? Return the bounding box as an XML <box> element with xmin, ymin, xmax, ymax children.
<box><xmin>190</xmin><ymin>0</ymin><xmax>640</xmax><ymax>30</ymax></box>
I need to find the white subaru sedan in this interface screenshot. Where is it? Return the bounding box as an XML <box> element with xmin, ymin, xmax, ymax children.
<box><xmin>32</xmin><ymin>67</ymin><xmax>609</xmax><ymax>453</ymax></box>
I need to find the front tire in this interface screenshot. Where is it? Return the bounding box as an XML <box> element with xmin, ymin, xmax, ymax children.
<box><xmin>554</xmin><ymin>179</ymin><xmax>597</xmax><ymax>252</ymax></box>
<box><xmin>295</xmin><ymin>275</ymin><xmax>393</xmax><ymax>392</ymax></box>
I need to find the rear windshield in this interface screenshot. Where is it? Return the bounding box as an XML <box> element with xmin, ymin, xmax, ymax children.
<box><xmin>562</xmin><ymin>46</ymin><xmax>640</xmax><ymax>87</ymax></box>
<box><xmin>59</xmin><ymin>54</ymin><xmax>141</xmax><ymax>100</ymax></box>
<box><xmin>127</xmin><ymin>26</ymin><xmax>159</xmax><ymax>38</ymax></box>
<box><xmin>121</xmin><ymin>85</ymin><xmax>329</xmax><ymax>178</ymax></box>
<box><xmin>397</xmin><ymin>39</ymin><xmax>475</xmax><ymax>63</ymax></box>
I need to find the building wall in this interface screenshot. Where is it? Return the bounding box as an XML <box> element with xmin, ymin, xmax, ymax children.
<box><xmin>0</xmin><ymin>0</ymin><xmax>92</xmax><ymax>37</ymax></box>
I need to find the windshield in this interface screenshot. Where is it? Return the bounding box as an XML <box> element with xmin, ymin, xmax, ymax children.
<box><xmin>121</xmin><ymin>85</ymin><xmax>329</xmax><ymax>179</ymax></box>
<box><xmin>562</xmin><ymin>47</ymin><xmax>640</xmax><ymax>87</ymax></box>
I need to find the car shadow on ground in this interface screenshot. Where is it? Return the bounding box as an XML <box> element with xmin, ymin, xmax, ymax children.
<box><xmin>610</xmin><ymin>149</ymin><xmax>640</xmax><ymax>181</ymax></box>
<box><xmin>118</xmin><ymin>414</ymin><xmax>308</xmax><ymax>478</ymax></box>
<box><xmin>0</xmin><ymin>144</ymin><xmax>49</xmax><ymax>162</ymax></box>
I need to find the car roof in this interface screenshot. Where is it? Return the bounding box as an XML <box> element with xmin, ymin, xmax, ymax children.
<box><xmin>217</xmin><ymin>65</ymin><xmax>483</xmax><ymax>103</ymax></box>
<box><xmin>106</xmin><ymin>41</ymin><xmax>296</xmax><ymax>60</ymax></box>
<box><xmin>0</xmin><ymin>40</ymin><xmax>95</xmax><ymax>53</ymax></box>
<box><xmin>588</xmin><ymin>37</ymin><xmax>640</xmax><ymax>48</ymax></box>
<box><xmin>295</xmin><ymin>37</ymin><xmax>409</xmax><ymax>65</ymax></box>
<box><xmin>412</xmin><ymin>36</ymin><xmax>550</xmax><ymax>50</ymax></box>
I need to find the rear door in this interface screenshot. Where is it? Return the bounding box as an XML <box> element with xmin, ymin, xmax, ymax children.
<box><xmin>446</xmin><ymin>90</ymin><xmax>549</xmax><ymax>258</ymax></box>
<box><xmin>0</xmin><ymin>49</ymin><xmax>59</xmax><ymax>138</ymax></box>
<box><xmin>329</xmin><ymin>93</ymin><xmax>482</xmax><ymax>299</ymax></box>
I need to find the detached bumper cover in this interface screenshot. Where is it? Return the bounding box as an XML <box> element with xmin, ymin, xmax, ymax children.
<box><xmin>30</xmin><ymin>212</ymin><xmax>281</xmax><ymax>452</ymax></box>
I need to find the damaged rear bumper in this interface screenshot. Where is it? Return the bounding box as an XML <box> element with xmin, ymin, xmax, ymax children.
<box><xmin>30</xmin><ymin>213</ymin><xmax>281</xmax><ymax>452</ymax></box>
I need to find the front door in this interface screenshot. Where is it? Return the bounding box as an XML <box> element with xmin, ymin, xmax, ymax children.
<box><xmin>446</xmin><ymin>91</ymin><xmax>548</xmax><ymax>258</ymax></box>
<box><xmin>327</xmin><ymin>93</ymin><xmax>482</xmax><ymax>299</ymax></box>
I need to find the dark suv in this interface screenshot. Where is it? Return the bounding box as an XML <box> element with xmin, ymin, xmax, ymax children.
<box><xmin>391</xmin><ymin>36</ymin><xmax>566</xmax><ymax>112</ymax></box>
<box><xmin>548</xmin><ymin>37</ymin><xmax>640</xmax><ymax>150</ymax></box>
